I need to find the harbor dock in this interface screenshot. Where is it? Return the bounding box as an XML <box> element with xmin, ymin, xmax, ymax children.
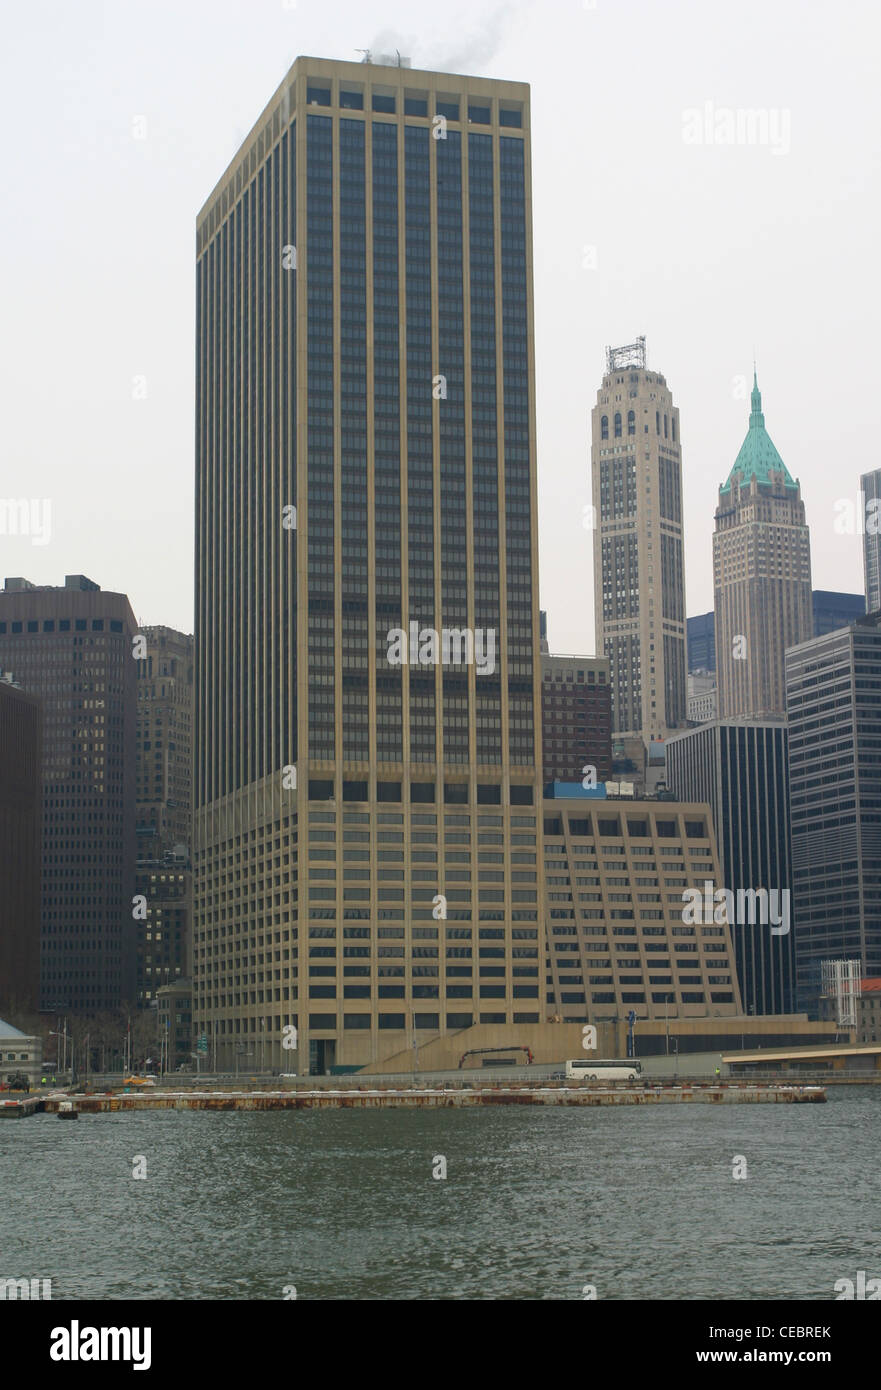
<box><xmin>28</xmin><ymin>1082</ymin><xmax>827</xmax><ymax>1114</ymax></box>
<box><xmin>0</xmin><ymin>1095</ymin><xmax>42</xmax><ymax>1118</ymax></box>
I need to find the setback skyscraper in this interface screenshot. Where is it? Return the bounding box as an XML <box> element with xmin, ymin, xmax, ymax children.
<box><xmin>591</xmin><ymin>337</ymin><xmax>687</xmax><ymax>743</ymax></box>
<box><xmin>714</xmin><ymin>373</ymin><xmax>812</xmax><ymax>718</ymax></box>
<box><xmin>194</xmin><ymin>56</ymin><xmax>543</xmax><ymax>1073</ymax></box>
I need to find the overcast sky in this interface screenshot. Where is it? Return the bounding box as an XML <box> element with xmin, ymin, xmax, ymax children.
<box><xmin>1</xmin><ymin>0</ymin><xmax>878</xmax><ymax>651</ymax></box>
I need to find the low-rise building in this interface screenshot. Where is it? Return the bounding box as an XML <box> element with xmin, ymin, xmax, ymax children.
<box><xmin>857</xmin><ymin>978</ymin><xmax>881</xmax><ymax>1044</ymax></box>
<box><xmin>0</xmin><ymin>1018</ymin><xmax>43</xmax><ymax>1088</ymax></box>
<box><xmin>542</xmin><ymin>791</ymin><xmax>743</xmax><ymax>1023</ymax></box>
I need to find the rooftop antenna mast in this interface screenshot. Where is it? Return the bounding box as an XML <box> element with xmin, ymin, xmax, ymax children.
<box><xmin>605</xmin><ymin>336</ymin><xmax>647</xmax><ymax>373</ymax></box>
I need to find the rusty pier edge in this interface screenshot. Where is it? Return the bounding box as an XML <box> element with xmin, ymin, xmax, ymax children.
<box><xmin>23</xmin><ymin>1082</ymin><xmax>829</xmax><ymax>1116</ymax></box>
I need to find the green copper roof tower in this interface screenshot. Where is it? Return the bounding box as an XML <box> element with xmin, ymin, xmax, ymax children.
<box><xmin>721</xmin><ymin>371</ymin><xmax>796</xmax><ymax>493</ymax></box>
<box><xmin>714</xmin><ymin>368</ymin><xmax>812</xmax><ymax>719</ymax></box>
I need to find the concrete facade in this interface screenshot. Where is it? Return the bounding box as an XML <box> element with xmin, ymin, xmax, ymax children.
<box><xmin>543</xmin><ymin>795</ymin><xmax>743</xmax><ymax>1022</ymax></box>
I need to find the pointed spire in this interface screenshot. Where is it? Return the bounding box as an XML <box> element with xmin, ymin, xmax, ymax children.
<box><xmin>720</xmin><ymin>364</ymin><xmax>795</xmax><ymax>493</ymax></box>
<box><xmin>750</xmin><ymin>367</ymin><xmax>764</xmax><ymax>430</ymax></box>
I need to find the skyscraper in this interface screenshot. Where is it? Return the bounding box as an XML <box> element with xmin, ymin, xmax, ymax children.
<box><xmin>591</xmin><ymin>337</ymin><xmax>687</xmax><ymax>742</ymax></box>
<box><xmin>135</xmin><ymin>626</ymin><xmax>193</xmax><ymax>1007</ymax></box>
<box><xmin>540</xmin><ymin>653</ymin><xmax>611</xmax><ymax>785</ymax></box>
<box><xmin>136</xmin><ymin>626</ymin><xmax>193</xmax><ymax>854</ymax></box>
<box><xmin>861</xmin><ymin>468</ymin><xmax>881</xmax><ymax>614</ymax></box>
<box><xmin>786</xmin><ymin>613</ymin><xmax>881</xmax><ymax>1012</ymax></box>
<box><xmin>714</xmin><ymin>373</ymin><xmax>812</xmax><ymax>719</ymax></box>
<box><xmin>666</xmin><ymin>717</ymin><xmax>794</xmax><ymax>1015</ymax></box>
<box><xmin>0</xmin><ymin>576</ymin><xmax>137</xmax><ymax>1012</ymax></box>
<box><xmin>0</xmin><ymin>677</ymin><xmax>41</xmax><ymax>1016</ymax></box>
<box><xmin>686</xmin><ymin>611</ymin><xmax>715</xmax><ymax>674</ymax></box>
<box><xmin>812</xmin><ymin>590</ymin><xmax>864</xmax><ymax>637</ymax></box>
<box><xmin>194</xmin><ymin>56</ymin><xmax>543</xmax><ymax>1073</ymax></box>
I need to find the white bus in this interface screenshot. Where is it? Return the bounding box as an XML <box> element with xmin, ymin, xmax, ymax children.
<box><xmin>564</xmin><ymin>1059</ymin><xmax>642</xmax><ymax>1081</ymax></box>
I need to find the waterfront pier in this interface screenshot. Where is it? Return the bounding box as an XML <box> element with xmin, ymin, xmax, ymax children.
<box><xmin>25</xmin><ymin>1082</ymin><xmax>828</xmax><ymax>1116</ymax></box>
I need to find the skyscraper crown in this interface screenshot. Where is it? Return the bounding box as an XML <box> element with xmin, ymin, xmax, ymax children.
<box><xmin>720</xmin><ymin>371</ymin><xmax>796</xmax><ymax>493</ymax></box>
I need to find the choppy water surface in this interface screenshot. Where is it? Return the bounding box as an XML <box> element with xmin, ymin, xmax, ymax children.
<box><xmin>2</xmin><ymin>1089</ymin><xmax>878</xmax><ymax>1299</ymax></box>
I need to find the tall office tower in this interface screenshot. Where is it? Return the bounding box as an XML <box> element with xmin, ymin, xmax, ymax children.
<box><xmin>543</xmin><ymin>792</ymin><xmax>742</xmax><ymax>1025</ymax></box>
<box><xmin>714</xmin><ymin>373</ymin><xmax>812</xmax><ymax>718</ymax></box>
<box><xmin>136</xmin><ymin>627</ymin><xmax>193</xmax><ymax>851</ymax></box>
<box><xmin>861</xmin><ymin>469</ymin><xmax>881</xmax><ymax>613</ymax></box>
<box><xmin>0</xmin><ymin>576</ymin><xmax>137</xmax><ymax>1011</ymax></box>
<box><xmin>0</xmin><ymin>678</ymin><xmax>42</xmax><ymax>1016</ymax></box>
<box><xmin>541</xmin><ymin>654</ymin><xmax>611</xmax><ymax>785</ymax></box>
<box><xmin>687</xmin><ymin>611</ymin><xmax>715</xmax><ymax>674</ymax></box>
<box><xmin>786</xmin><ymin>613</ymin><xmax>881</xmax><ymax>1013</ymax></box>
<box><xmin>812</xmin><ymin>590</ymin><xmax>864</xmax><ymax>637</ymax></box>
<box><xmin>195</xmin><ymin>57</ymin><xmax>543</xmax><ymax>1073</ymax></box>
<box><xmin>591</xmin><ymin>338</ymin><xmax>687</xmax><ymax>743</ymax></box>
<box><xmin>134</xmin><ymin>627</ymin><xmax>194</xmax><ymax>1006</ymax></box>
<box><xmin>666</xmin><ymin>718</ymin><xmax>794</xmax><ymax>1015</ymax></box>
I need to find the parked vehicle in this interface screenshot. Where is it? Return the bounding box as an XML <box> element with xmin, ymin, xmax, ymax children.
<box><xmin>3</xmin><ymin>1072</ymin><xmax>29</xmax><ymax>1092</ymax></box>
<box><xmin>564</xmin><ymin>1059</ymin><xmax>642</xmax><ymax>1081</ymax></box>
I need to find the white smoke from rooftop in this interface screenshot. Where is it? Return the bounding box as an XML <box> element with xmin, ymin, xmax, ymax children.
<box><xmin>364</xmin><ymin>5</ymin><xmax>515</xmax><ymax>76</ymax></box>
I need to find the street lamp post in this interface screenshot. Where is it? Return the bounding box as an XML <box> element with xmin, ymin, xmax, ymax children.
<box><xmin>49</xmin><ymin>1022</ymin><xmax>69</xmax><ymax>1081</ymax></box>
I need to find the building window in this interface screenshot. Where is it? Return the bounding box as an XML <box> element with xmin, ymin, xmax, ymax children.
<box><xmin>627</xmin><ymin>410</ymin><xmax>635</xmax><ymax>435</ymax></box>
<box><xmin>614</xmin><ymin>413</ymin><xmax>622</xmax><ymax>438</ymax></box>
<box><xmin>601</xmin><ymin>415</ymin><xmax>609</xmax><ymax>440</ymax></box>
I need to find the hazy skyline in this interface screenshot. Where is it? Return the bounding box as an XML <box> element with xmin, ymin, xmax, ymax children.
<box><xmin>2</xmin><ymin>0</ymin><xmax>878</xmax><ymax>653</ymax></box>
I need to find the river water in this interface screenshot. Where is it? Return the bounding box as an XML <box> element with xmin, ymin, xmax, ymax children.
<box><xmin>2</xmin><ymin>1088</ymin><xmax>878</xmax><ymax>1300</ymax></box>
